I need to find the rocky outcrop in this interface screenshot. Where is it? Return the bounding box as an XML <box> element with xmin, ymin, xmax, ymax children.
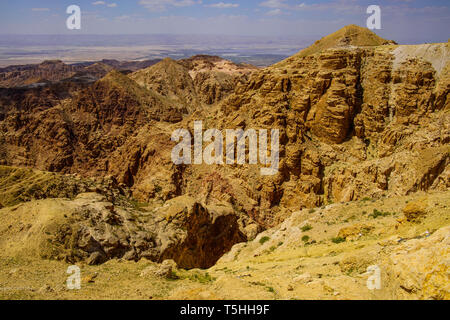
<box><xmin>0</xmin><ymin>70</ymin><xmax>183</xmax><ymax>175</ymax></box>
<box><xmin>0</xmin><ymin>59</ymin><xmax>161</xmax><ymax>88</ymax></box>
<box><xmin>198</xmin><ymin>39</ymin><xmax>448</xmax><ymax>226</ymax></box>
<box><xmin>180</xmin><ymin>55</ymin><xmax>257</xmax><ymax>105</ymax></box>
<box><xmin>193</xmin><ymin>71</ymin><xmax>239</xmax><ymax>105</ymax></box>
<box><xmin>154</xmin><ymin>196</ymin><xmax>245</xmax><ymax>268</ymax></box>
<box><xmin>0</xmin><ymin>165</ymin><xmax>129</xmax><ymax>208</ymax></box>
<box><xmin>0</xmin><ymin>26</ymin><xmax>448</xmax><ymax>230</ymax></box>
<box><xmin>131</xmin><ymin>58</ymin><xmax>202</xmax><ymax>115</ymax></box>
<box><xmin>131</xmin><ymin>55</ymin><xmax>257</xmax><ymax>109</ymax></box>
<box><xmin>382</xmin><ymin>226</ymin><xmax>450</xmax><ymax>300</ymax></box>
<box><xmin>291</xmin><ymin>24</ymin><xmax>396</xmax><ymax>58</ymax></box>
<box><xmin>0</xmin><ymin>192</ymin><xmax>244</xmax><ymax>269</ymax></box>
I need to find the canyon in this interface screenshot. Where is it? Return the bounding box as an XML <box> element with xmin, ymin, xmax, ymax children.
<box><xmin>0</xmin><ymin>25</ymin><xmax>448</xmax><ymax>300</ymax></box>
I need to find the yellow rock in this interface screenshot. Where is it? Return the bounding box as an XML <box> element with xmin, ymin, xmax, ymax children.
<box><xmin>338</xmin><ymin>224</ymin><xmax>374</xmax><ymax>241</ymax></box>
<box><xmin>402</xmin><ymin>197</ymin><xmax>428</xmax><ymax>221</ymax></box>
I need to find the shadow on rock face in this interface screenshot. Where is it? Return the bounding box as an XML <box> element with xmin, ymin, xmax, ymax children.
<box><xmin>8</xmin><ymin>193</ymin><xmax>246</xmax><ymax>269</ymax></box>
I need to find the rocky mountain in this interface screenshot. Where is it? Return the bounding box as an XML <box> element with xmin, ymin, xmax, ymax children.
<box><xmin>0</xmin><ymin>26</ymin><xmax>448</xmax><ymax>299</ymax></box>
<box><xmin>109</xmin><ymin>25</ymin><xmax>448</xmax><ymax>229</ymax></box>
<box><xmin>130</xmin><ymin>55</ymin><xmax>257</xmax><ymax>111</ymax></box>
<box><xmin>292</xmin><ymin>24</ymin><xmax>397</xmax><ymax>58</ymax></box>
<box><xmin>0</xmin><ymin>59</ymin><xmax>161</xmax><ymax>88</ymax></box>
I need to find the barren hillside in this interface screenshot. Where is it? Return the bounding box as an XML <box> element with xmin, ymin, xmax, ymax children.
<box><xmin>0</xmin><ymin>26</ymin><xmax>448</xmax><ymax>300</ymax></box>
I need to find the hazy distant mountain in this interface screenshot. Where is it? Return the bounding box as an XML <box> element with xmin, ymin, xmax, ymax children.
<box><xmin>0</xmin><ymin>34</ymin><xmax>313</xmax><ymax>68</ymax></box>
<box><xmin>0</xmin><ymin>59</ymin><xmax>161</xmax><ymax>88</ymax></box>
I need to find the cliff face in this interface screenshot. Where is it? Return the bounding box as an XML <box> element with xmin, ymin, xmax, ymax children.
<box><xmin>130</xmin><ymin>56</ymin><xmax>256</xmax><ymax>111</ymax></box>
<box><xmin>0</xmin><ymin>27</ymin><xmax>448</xmax><ymax>232</ymax></box>
<box><xmin>163</xmin><ymin>35</ymin><xmax>448</xmax><ymax>227</ymax></box>
<box><xmin>0</xmin><ymin>27</ymin><xmax>449</xmax><ymax>294</ymax></box>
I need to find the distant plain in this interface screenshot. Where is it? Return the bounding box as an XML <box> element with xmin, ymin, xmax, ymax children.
<box><xmin>0</xmin><ymin>34</ymin><xmax>313</xmax><ymax>67</ymax></box>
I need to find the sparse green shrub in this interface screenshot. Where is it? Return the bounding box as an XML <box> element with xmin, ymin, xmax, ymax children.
<box><xmin>259</xmin><ymin>236</ymin><xmax>270</xmax><ymax>245</ymax></box>
<box><xmin>183</xmin><ymin>271</ymin><xmax>215</xmax><ymax>284</ymax></box>
<box><xmin>302</xmin><ymin>235</ymin><xmax>310</xmax><ymax>243</ymax></box>
<box><xmin>301</xmin><ymin>224</ymin><xmax>313</xmax><ymax>232</ymax></box>
<box><xmin>369</xmin><ymin>209</ymin><xmax>391</xmax><ymax>219</ymax></box>
<box><xmin>331</xmin><ymin>237</ymin><xmax>345</xmax><ymax>244</ymax></box>
<box><xmin>171</xmin><ymin>269</ymin><xmax>216</xmax><ymax>283</ymax></box>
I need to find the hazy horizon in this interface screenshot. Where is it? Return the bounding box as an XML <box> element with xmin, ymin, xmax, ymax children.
<box><xmin>0</xmin><ymin>33</ymin><xmax>312</xmax><ymax>67</ymax></box>
<box><xmin>0</xmin><ymin>27</ymin><xmax>447</xmax><ymax>68</ymax></box>
<box><xmin>1</xmin><ymin>1</ymin><xmax>449</xmax><ymax>67</ymax></box>
<box><xmin>0</xmin><ymin>1</ymin><xmax>449</xmax><ymax>43</ymax></box>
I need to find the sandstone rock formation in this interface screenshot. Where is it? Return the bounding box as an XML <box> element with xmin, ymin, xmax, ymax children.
<box><xmin>0</xmin><ymin>25</ymin><xmax>448</xmax><ymax>302</ymax></box>
<box><xmin>0</xmin><ymin>26</ymin><xmax>448</xmax><ymax>283</ymax></box>
<box><xmin>382</xmin><ymin>226</ymin><xmax>450</xmax><ymax>300</ymax></box>
<box><xmin>0</xmin><ymin>59</ymin><xmax>161</xmax><ymax>88</ymax></box>
<box><xmin>0</xmin><ymin>26</ymin><xmax>448</xmax><ymax>231</ymax></box>
<box><xmin>0</xmin><ymin>191</ymin><xmax>244</xmax><ymax>269</ymax></box>
<box><xmin>218</xmin><ymin>190</ymin><xmax>449</xmax><ymax>300</ymax></box>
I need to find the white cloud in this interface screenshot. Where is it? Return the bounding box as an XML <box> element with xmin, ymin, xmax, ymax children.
<box><xmin>259</xmin><ymin>0</ymin><xmax>289</xmax><ymax>16</ymax></box>
<box><xmin>205</xmin><ymin>2</ymin><xmax>239</xmax><ymax>9</ymax></box>
<box><xmin>260</xmin><ymin>0</ymin><xmax>362</xmax><ymax>13</ymax></box>
<box><xmin>293</xmin><ymin>0</ymin><xmax>363</xmax><ymax>13</ymax></box>
<box><xmin>139</xmin><ymin>0</ymin><xmax>202</xmax><ymax>12</ymax></box>
<box><xmin>93</xmin><ymin>1</ymin><xmax>118</xmax><ymax>8</ymax></box>
<box><xmin>259</xmin><ymin>0</ymin><xmax>288</xmax><ymax>9</ymax></box>
<box><xmin>266</xmin><ymin>8</ymin><xmax>283</xmax><ymax>16</ymax></box>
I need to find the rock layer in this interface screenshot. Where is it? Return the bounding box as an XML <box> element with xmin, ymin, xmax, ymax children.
<box><xmin>0</xmin><ymin>27</ymin><xmax>448</xmax><ymax>231</ymax></box>
<box><xmin>0</xmin><ymin>192</ymin><xmax>244</xmax><ymax>269</ymax></box>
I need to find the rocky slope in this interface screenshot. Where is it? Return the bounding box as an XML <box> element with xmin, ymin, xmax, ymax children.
<box><xmin>116</xmin><ymin>26</ymin><xmax>448</xmax><ymax>229</ymax></box>
<box><xmin>0</xmin><ymin>189</ymin><xmax>447</xmax><ymax>300</ymax></box>
<box><xmin>0</xmin><ymin>192</ymin><xmax>243</xmax><ymax>269</ymax></box>
<box><xmin>1</xmin><ymin>27</ymin><xmax>448</xmax><ymax>225</ymax></box>
<box><xmin>130</xmin><ymin>55</ymin><xmax>256</xmax><ymax>111</ymax></box>
<box><xmin>217</xmin><ymin>190</ymin><xmax>449</xmax><ymax>300</ymax></box>
<box><xmin>292</xmin><ymin>24</ymin><xmax>397</xmax><ymax>58</ymax></box>
<box><xmin>195</xmin><ymin>28</ymin><xmax>448</xmax><ymax>227</ymax></box>
<box><xmin>0</xmin><ymin>59</ymin><xmax>161</xmax><ymax>88</ymax></box>
<box><xmin>0</xmin><ymin>25</ymin><xmax>448</xmax><ymax>299</ymax></box>
<box><xmin>0</xmin><ymin>26</ymin><xmax>448</xmax><ymax>227</ymax></box>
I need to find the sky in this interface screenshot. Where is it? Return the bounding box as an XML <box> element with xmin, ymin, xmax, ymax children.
<box><xmin>0</xmin><ymin>0</ymin><xmax>449</xmax><ymax>43</ymax></box>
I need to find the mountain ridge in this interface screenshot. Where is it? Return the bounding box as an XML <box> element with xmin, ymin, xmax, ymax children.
<box><xmin>296</xmin><ymin>24</ymin><xmax>397</xmax><ymax>57</ymax></box>
<box><xmin>0</xmin><ymin>25</ymin><xmax>448</xmax><ymax>300</ymax></box>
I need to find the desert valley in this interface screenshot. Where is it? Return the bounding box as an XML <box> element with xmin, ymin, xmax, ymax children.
<box><xmin>0</xmin><ymin>25</ymin><xmax>448</xmax><ymax>300</ymax></box>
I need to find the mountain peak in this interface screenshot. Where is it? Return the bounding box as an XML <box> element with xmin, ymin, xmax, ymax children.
<box><xmin>40</xmin><ymin>59</ymin><xmax>64</xmax><ymax>65</ymax></box>
<box><xmin>297</xmin><ymin>24</ymin><xmax>396</xmax><ymax>57</ymax></box>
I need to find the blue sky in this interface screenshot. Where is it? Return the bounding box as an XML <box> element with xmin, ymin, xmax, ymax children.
<box><xmin>0</xmin><ymin>1</ymin><xmax>449</xmax><ymax>43</ymax></box>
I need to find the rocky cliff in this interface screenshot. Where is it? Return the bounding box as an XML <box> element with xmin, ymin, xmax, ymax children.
<box><xmin>0</xmin><ymin>59</ymin><xmax>161</xmax><ymax>88</ymax></box>
<box><xmin>0</xmin><ymin>26</ymin><xmax>448</xmax><ymax>290</ymax></box>
<box><xmin>1</xmin><ymin>26</ymin><xmax>448</xmax><ymax>230</ymax></box>
<box><xmin>118</xmin><ymin>26</ymin><xmax>449</xmax><ymax>228</ymax></box>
